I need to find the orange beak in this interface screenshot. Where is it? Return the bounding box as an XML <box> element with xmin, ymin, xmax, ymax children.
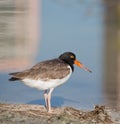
<box><xmin>74</xmin><ymin>60</ymin><xmax>92</xmax><ymax>73</ymax></box>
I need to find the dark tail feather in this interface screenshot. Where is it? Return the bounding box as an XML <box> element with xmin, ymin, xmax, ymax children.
<box><xmin>9</xmin><ymin>72</ymin><xmax>20</xmax><ymax>81</ymax></box>
<box><xmin>9</xmin><ymin>77</ymin><xmax>19</xmax><ymax>81</ymax></box>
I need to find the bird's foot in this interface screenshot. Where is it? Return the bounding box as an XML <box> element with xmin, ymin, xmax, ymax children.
<box><xmin>48</xmin><ymin>109</ymin><xmax>53</xmax><ymax>113</ymax></box>
<box><xmin>45</xmin><ymin>105</ymin><xmax>52</xmax><ymax>113</ymax></box>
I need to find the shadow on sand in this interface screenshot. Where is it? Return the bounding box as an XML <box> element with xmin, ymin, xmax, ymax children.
<box><xmin>27</xmin><ymin>96</ymin><xmax>80</xmax><ymax>107</ymax></box>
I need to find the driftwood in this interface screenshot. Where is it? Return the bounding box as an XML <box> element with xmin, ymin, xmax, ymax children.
<box><xmin>0</xmin><ymin>103</ymin><xmax>117</xmax><ymax>124</ymax></box>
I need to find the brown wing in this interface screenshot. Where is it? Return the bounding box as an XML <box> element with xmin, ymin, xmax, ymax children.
<box><xmin>9</xmin><ymin>59</ymin><xmax>71</xmax><ymax>81</ymax></box>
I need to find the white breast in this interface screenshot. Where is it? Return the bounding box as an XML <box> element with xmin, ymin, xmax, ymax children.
<box><xmin>22</xmin><ymin>66</ymin><xmax>72</xmax><ymax>90</ymax></box>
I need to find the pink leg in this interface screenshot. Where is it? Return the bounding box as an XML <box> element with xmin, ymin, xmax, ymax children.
<box><xmin>47</xmin><ymin>88</ymin><xmax>54</xmax><ymax>113</ymax></box>
<box><xmin>44</xmin><ymin>90</ymin><xmax>48</xmax><ymax>110</ymax></box>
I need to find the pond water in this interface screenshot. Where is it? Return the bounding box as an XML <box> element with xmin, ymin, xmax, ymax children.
<box><xmin>0</xmin><ymin>0</ymin><xmax>119</xmax><ymax>111</ymax></box>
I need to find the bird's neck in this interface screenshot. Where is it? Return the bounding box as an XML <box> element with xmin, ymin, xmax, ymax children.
<box><xmin>68</xmin><ymin>63</ymin><xmax>74</xmax><ymax>72</ymax></box>
<box><xmin>60</xmin><ymin>59</ymin><xmax>74</xmax><ymax>72</ymax></box>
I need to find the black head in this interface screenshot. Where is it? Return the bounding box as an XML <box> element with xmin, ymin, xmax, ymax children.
<box><xmin>59</xmin><ymin>52</ymin><xmax>76</xmax><ymax>71</ymax></box>
<box><xmin>59</xmin><ymin>52</ymin><xmax>92</xmax><ymax>73</ymax></box>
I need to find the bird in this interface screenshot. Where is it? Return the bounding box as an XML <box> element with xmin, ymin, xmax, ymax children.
<box><xmin>9</xmin><ymin>52</ymin><xmax>92</xmax><ymax>112</ymax></box>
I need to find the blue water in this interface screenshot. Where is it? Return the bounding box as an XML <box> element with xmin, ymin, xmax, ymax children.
<box><xmin>0</xmin><ymin>0</ymin><xmax>104</xmax><ymax>110</ymax></box>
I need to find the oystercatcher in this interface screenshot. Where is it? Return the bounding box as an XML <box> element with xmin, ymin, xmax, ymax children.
<box><xmin>9</xmin><ymin>52</ymin><xmax>92</xmax><ymax>112</ymax></box>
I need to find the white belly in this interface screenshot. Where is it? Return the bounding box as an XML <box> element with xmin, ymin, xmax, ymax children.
<box><xmin>22</xmin><ymin>66</ymin><xmax>72</xmax><ymax>90</ymax></box>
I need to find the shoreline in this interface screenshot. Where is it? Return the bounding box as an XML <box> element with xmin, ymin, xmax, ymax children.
<box><xmin>0</xmin><ymin>103</ymin><xmax>119</xmax><ymax>124</ymax></box>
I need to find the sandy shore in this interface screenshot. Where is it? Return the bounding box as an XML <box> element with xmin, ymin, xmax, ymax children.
<box><xmin>0</xmin><ymin>103</ymin><xmax>119</xmax><ymax>124</ymax></box>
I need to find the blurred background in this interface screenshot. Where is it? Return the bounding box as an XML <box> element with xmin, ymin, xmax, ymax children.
<box><xmin>0</xmin><ymin>0</ymin><xmax>120</xmax><ymax>111</ymax></box>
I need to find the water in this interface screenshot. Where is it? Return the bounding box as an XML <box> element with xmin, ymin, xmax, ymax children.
<box><xmin>0</xmin><ymin>0</ymin><xmax>119</xmax><ymax>111</ymax></box>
